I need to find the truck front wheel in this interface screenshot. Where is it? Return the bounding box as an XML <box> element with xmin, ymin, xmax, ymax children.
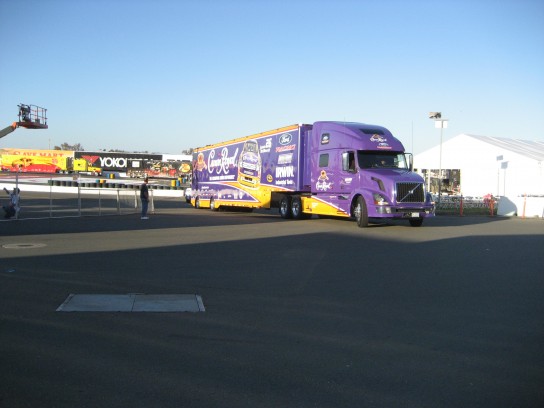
<box><xmin>279</xmin><ymin>196</ymin><xmax>292</xmax><ymax>219</ymax></box>
<box><xmin>354</xmin><ymin>196</ymin><xmax>368</xmax><ymax>228</ymax></box>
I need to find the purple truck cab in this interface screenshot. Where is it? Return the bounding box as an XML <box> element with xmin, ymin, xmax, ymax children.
<box><xmin>191</xmin><ymin>121</ymin><xmax>434</xmax><ymax>227</ymax></box>
<box><xmin>303</xmin><ymin>122</ymin><xmax>434</xmax><ymax>227</ymax></box>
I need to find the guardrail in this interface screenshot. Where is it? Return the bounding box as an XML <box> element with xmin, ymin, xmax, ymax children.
<box><xmin>1</xmin><ymin>182</ymin><xmax>187</xmax><ymax>220</ymax></box>
<box><xmin>2</xmin><ymin>188</ymin><xmax>151</xmax><ymax>220</ymax></box>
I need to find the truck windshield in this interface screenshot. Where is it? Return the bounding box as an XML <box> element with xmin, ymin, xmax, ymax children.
<box><xmin>357</xmin><ymin>151</ymin><xmax>409</xmax><ymax>170</ymax></box>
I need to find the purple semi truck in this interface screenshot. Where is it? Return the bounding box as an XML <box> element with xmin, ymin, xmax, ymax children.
<box><xmin>191</xmin><ymin>121</ymin><xmax>435</xmax><ymax>227</ymax></box>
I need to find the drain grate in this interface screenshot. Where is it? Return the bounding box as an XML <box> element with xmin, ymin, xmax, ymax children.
<box><xmin>57</xmin><ymin>294</ymin><xmax>205</xmax><ymax>312</ymax></box>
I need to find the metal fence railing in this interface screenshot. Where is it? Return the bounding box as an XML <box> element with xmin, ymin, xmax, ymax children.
<box><xmin>2</xmin><ymin>187</ymin><xmax>172</xmax><ymax>220</ymax></box>
<box><xmin>437</xmin><ymin>196</ymin><xmax>493</xmax><ymax>208</ymax></box>
<box><xmin>434</xmin><ymin>195</ymin><xmax>496</xmax><ymax>216</ymax></box>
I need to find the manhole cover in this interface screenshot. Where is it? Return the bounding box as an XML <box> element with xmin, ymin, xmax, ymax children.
<box><xmin>2</xmin><ymin>243</ymin><xmax>47</xmax><ymax>249</ymax></box>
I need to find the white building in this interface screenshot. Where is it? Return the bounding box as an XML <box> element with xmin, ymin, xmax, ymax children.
<box><xmin>414</xmin><ymin>134</ymin><xmax>544</xmax><ymax>216</ymax></box>
<box><xmin>414</xmin><ymin>134</ymin><xmax>544</xmax><ymax>198</ymax></box>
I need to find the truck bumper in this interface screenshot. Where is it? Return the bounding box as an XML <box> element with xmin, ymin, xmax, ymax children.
<box><xmin>369</xmin><ymin>205</ymin><xmax>435</xmax><ymax>218</ymax></box>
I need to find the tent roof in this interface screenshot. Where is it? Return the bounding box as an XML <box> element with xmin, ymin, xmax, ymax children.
<box><xmin>464</xmin><ymin>134</ymin><xmax>544</xmax><ymax>162</ymax></box>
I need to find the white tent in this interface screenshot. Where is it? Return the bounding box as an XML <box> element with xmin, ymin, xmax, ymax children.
<box><xmin>414</xmin><ymin>134</ymin><xmax>544</xmax><ymax>198</ymax></box>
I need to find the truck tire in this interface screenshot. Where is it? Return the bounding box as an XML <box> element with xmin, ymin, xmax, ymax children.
<box><xmin>210</xmin><ymin>197</ymin><xmax>218</xmax><ymax>211</ymax></box>
<box><xmin>354</xmin><ymin>196</ymin><xmax>368</xmax><ymax>228</ymax></box>
<box><xmin>291</xmin><ymin>196</ymin><xmax>303</xmax><ymax>219</ymax></box>
<box><xmin>409</xmin><ymin>218</ymin><xmax>424</xmax><ymax>227</ymax></box>
<box><xmin>279</xmin><ymin>196</ymin><xmax>292</xmax><ymax>219</ymax></box>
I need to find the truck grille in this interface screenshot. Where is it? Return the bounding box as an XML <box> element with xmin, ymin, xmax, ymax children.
<box><xmin>396</xmin><ymin>182</ymin><xmax>425</xmax><ymax>203</ymax></box>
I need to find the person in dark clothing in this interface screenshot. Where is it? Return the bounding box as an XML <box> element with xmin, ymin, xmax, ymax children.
<box><xmin>3</xmin><ymin>187</ymin><xmax>20</xmax><ymax>219</ymax></box>
<box><xmin>140</xmin><ymin>178</ymin><xmax>149</xmax><ymax>219</ymax></box>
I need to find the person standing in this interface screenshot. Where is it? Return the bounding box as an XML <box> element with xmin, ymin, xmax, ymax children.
<box><xmin>140</xmin><ymin>177</ymin><xmax>149</xmax><ymax>219</ymax></box>
<box><xmin>3</xmin><ymin>187</ymin><xmax>20</xmax><ymax>219</ymax></box>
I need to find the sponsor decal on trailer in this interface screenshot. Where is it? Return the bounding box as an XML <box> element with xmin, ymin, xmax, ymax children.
<box><xmin>193</xmin><ymin>128</ymin><xmax>301</xmax><ymax>206</ymax></box>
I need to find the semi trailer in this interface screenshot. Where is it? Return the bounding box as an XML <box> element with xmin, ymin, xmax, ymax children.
<box><xmin>190</xmin><ymin>121</ymin><xmax>434</xmax><ymax>227</ymax></box>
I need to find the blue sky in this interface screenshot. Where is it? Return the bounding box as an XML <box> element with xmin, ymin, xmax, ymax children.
<box><xmin>1</xmin><ymin>0</ymin><xmax>543</xmax><ymax>155</ymax></box>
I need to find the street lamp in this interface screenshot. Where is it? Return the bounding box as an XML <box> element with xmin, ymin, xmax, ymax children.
<box><xmin>429</xmin><ymin>112</ymin><xmax>448</xmax><ymax>203</ymax></box>
<box><xmin>496</xmin><ymin>155</ymin><xmax>503</xmax><ymax>196</ymax></box>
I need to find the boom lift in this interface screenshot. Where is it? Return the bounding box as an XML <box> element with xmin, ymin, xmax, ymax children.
<box><xmin>0</xmin><ymin>104</ymin><xmax>48</xmax><ymax>139</ymax></box>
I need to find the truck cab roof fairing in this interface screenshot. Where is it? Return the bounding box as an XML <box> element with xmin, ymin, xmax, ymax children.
<box><xmin>313</xmin><ymin>121</ymin><xmax>405</xmax><ymax>152</ymax></box>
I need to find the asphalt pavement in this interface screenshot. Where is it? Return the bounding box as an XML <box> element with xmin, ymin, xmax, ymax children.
<box><xmin>1</xmin><ymin>199</ymin><xmax>543</xmax><ymax>408</ymax></box>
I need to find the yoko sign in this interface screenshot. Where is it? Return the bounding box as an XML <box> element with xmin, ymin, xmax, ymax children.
<box><xmin>99</xmin><ymin>157</ymin><xmax>127</xmax><ymax>169</ymax></box>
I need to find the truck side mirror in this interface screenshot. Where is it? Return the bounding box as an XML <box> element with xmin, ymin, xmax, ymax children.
<box><xmin>406</xmin><ymin>153</ymin><xmax>414</xmax><ymax>171</ymax></box>
<box><xmin>342</xmin><ymin>152</ymin><xmax>349</xmax><ymax>171</ymax></box>
<box><xmin>342</xmin><ymin>152</ymin><xmax>356</xmax><ymax>172</ymax></box>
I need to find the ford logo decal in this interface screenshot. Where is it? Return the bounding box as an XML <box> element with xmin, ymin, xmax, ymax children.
<box><xmin>278</xmin><ymin>133</ymin><xmax>292</xmax><ymax>145</ymax></box>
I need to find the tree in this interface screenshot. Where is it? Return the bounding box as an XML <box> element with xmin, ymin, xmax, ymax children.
<box><xmin>54</xmin><ymin>142</ymin><xmax>84</xmax><ymax>151</ymax></box>
<box><xmin>182</xmin><ymin>148</ymin><xmax>194</xmax><ymax>155</ymax></box>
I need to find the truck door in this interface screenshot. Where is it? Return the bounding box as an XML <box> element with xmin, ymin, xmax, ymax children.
<box><xmin>315</xmin><ymin>149</ymin><xmax>357</xmax><ymax>195</ymax></box>
<box><xmin>339</xmin><ymin>151</ymin><xmax>357</xmax><ymax>195</ymax></box>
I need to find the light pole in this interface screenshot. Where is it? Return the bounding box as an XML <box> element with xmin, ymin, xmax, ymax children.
<box><xmin>501</xmin><ymin>161</ymin><xmax>508</xmax><ymax>197</ymax></box>
<box><xmin>429</xmin><ymin>112</ymin><xmax>448</xmax><ymax>203</ymax></box>
<box><xmin>496</xmin><ymin>155</ymin><xmax>503</xmax><ymax>196</ymax></box>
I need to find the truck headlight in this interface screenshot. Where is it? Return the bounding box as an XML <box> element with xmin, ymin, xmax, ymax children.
<box><xmin>373</xmin><ymin>193</ymin><xmax>389</xmax><ymax>205</ymax></box>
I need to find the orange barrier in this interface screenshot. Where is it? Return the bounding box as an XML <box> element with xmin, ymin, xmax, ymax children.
<box><xmin>489</xmin><ymin>199</ymin><xmax>495</xmax><ymax>217</ymax></box>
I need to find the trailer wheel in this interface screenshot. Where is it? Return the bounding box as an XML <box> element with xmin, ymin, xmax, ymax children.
<box><xmin>354</xmin><ymin>196</ymin><xmax>368</xmax><ymax>228</ymax></box>
<box><xmin>291</xmin><ymin>196</ymin><xmax>303</xmax><ymax>220</ymax></box>
<box><xmin>409</xmin><ymin>218</ymin><xmax>424</xmax><ymax>227</ymax></box>
<box><xmin>210</xmin><ymin>197</ymin><xmax>218</xmax><ymax>211</ymax></box>
<box><xmin>279</xmin><ymin>196</ymin><xmax>292</xmax><ymax>219</ymax></box>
